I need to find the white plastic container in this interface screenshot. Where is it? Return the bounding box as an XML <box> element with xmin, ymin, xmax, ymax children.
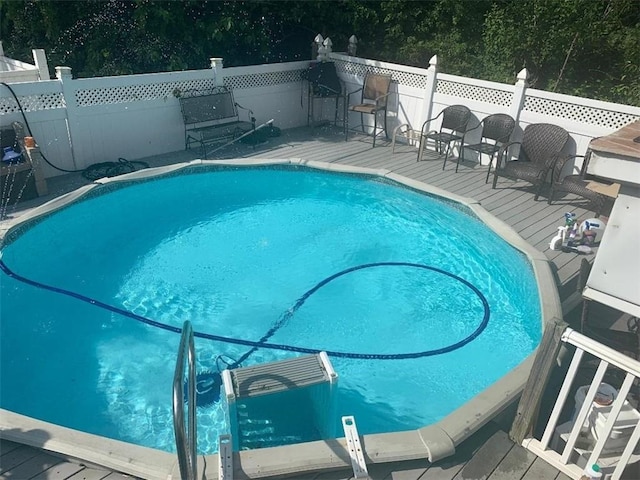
<box><xmin>580</xmin><ymin>463</ymin><xmax>602</xmax><ymax>479</ymax></box>
<box><xmin>572</xmin><ymin>383</ymin><xmax>618</xmax><ymax>429</ymax></box>
<box><xmin>590</xmin><ymin>403</ymin><xmax>640</xmax><ymax>453</ymax></box>
<box><xmin>573</xmin><ymin>383</ymin><xmax>640</xmax><ymax>454</ymax></box>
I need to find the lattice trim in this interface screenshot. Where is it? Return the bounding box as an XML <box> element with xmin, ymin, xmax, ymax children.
<box><xmin>436</xmin><ymin>79</ymin><xmax>512</xmax><ymax>107</ymax></box>
<box><xmin>0</xmin><ymin>92</ymin><xmax>66</xmax><ymax>114</ymax></box>
<box><xmin>223</xmin><ymin>70</ymin><xmax>305</xmax><ymax>90</ymax></box>
<box><xmin>333</xmin><ymin>59</ymin><xmax>427</xmax><ymax>89</ymax></box>
<box><xmin>75</xmin><ymin>79</ymin><xmax>218</xmax><ymax>106</ymax></box>
<box><xmin>524</xmin><ymin>95</ymin><xmax>639</xmax><ymax>130</ymax></box>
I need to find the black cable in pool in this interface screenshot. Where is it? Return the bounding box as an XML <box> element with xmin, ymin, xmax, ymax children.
<box><xmin>0</xmin><ymin>259</ymin><xmax>489</xmax><ymax>360</ymax></box>
<box><xmin>0</xmin><ymin>259</ymin><xmax>490</xmax><ymax>405</ymax></box>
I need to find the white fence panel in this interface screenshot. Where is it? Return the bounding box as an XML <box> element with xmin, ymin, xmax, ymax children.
<box><xmin>520</xmin><ymin>88</ymin><xmax>640</xmax><ymax>174</ymax></box>
<box><xmin>65</xmin><ymin>69</ymin><xmax>219</xmax><ymax>168</ymax></box>
<box><xmin>223</xmin><ymin>61</ymin><xmax>310</xmax><ymax>130</ymax></box>
<box><xmin>332</xmin><ymin>54</ymin><xmax>429</xmax><ymax>137</ymax></box>
<box><xmin>0</xmin><ymin>80</ymin><xmax>74</xmax><ymax>177</ymax></box>
<box><xmin>2</xmin><ymin>55</ymin><xmax>640</xmax><ymax>181</ymax></box>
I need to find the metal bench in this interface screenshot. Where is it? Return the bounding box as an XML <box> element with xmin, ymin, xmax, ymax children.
<box><xmin>179</xmin><ymin>86</ymin><xmax>255</xmax><ymax>158</ymax></box>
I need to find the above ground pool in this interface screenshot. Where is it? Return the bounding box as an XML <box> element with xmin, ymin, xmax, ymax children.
<box><xmin>0</xmin><ymin>163</ymin><xmax>542</xmax><ymax>455</ymax></box>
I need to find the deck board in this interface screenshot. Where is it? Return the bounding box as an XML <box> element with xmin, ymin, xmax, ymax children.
<box><xmin>0</xmin><ymin>444</ymin><xmax>42</xmax><ymax>474</ymax></box>
<box><xmin>29</xmin><ymin>462</ymin><xmax>86</xmax><ymax>480</ymax></box>
<box><xmin>452</xmin><ymin>430</ymin><xmax>513</xmax><ymax>480</ymax></box>
<box><xmin>0</xmin><ymin>451</ymin><xmax>62</xmax><ymax>479</ymax></box>
<box><xmin>520</xmin><ymin>457</ymin><xmax>563</xmax><ymax>480</ymax></box>
<box><xmin>486</xmin><ymin>442</ymin><xmax>537</xmax><ymax>480</ymax></box>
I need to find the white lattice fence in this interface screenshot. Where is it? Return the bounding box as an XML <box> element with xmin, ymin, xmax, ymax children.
<box><xmin>224</xmin><ymin>69</ymin><xmax>306</xmax><ymax>90</ymax></box>
<box><xmin>74</xmin><ymin>80</ymin><xmax>218</xmax><ymax>107</ymax></box>
<box><xmin>524</xmin><ymin>91</ymin><xmax>638</xmax><ymax>130</ymax></box>
<box><xmin>2</xmin><ymin>55</ymin><xmax>640</xmax><ymax>180</ymax></box>
<box><xmin>0</xmin><ymin>91</ymin><xmax>66</xmax><ymax>114</ymax></box>
<box><xmin>436</xmin><ymin>78</ymin><xmax>513</xmax><ymax>107</ymax></box>
<box><xmin>333</xmin><ymin>58</ymin><xmax>427</xmax><ymax>89</ymax></box>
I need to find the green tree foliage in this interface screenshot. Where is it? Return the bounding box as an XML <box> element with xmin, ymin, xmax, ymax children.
<box><xmin>482</xmin><ymin>0</ymin><xmax>640</xmax><ymax>105</ymax></box>
<box><xmin>1</xmin><ymin>0</ymin><xmax>638</xmax><ymax>105</ymax></box>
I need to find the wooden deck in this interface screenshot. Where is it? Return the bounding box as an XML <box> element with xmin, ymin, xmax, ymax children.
<box><xmin>0</xmin><ymin>439</ymin><xmax>133</xmax><ymax>479</ymax></box>
<box><xmin>1</xmin><ymin>125</ymin><xmax>608</xmax><ymax>480</ymax></box>
<box><xmin>294</xmin><ymin>423</ymin><xmax>573</xmax><ymax>480</ymax></box>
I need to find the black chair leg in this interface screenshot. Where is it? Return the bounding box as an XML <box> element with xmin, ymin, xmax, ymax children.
<box><xmin>455</xmin><ymin>142</ymin><xmax>463</xmax><ymax>173</ymax></box>
<box><xmin>534</xmin><ymin>182</ymin><xmax>544</xmax><ymax>201</ymax></box>
<box><xmin>373</xmin><ymin>112</ymin><xmax>378</xmax><ymax>147</ymax></box>
<box><xmin>485</xmin><ymin>153</ymin><xmax>495</xmax><ymax>183</ymax></box>
<box><xmin>442</xmin><ymin>144</ymin><xmax>452</xmax><ymax>170</ymax></box>
<box><xmin>345</xmin><ymin>108</ymin><xmax>349</xmax><ymax>141</ymax></box>
<box><xmin>384</xmin><ymin>110</ymin><xmax>389</xmax><ymax>139</ymax></box>
<box><xmin>492</xmin><ymin>171</ymin><xmax>499</xmax><ymax>189</ymax></box>
<box><xmin>360</xmin><ymin>113</ymin><xmax>365</xmax><ymax>134</ymax></box>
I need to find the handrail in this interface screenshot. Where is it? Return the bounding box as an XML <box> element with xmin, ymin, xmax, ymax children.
<box><xmin>522</xmin><ymin>327</ymin><xmax>640</xmax><ymax>480</ymax></box>
<box><xmin>172</xmin><ymin>320</ymin><xmax>197</xmax><ymax>480</ymax></box>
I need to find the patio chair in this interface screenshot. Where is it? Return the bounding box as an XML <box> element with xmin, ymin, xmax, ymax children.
<box><xmin>345</xmin><ymin>74</ymin><xmax>393</xmax><ymax>147</ymax></box>
<box><xmin>417</xmin><ymin>105</ymin><xmax>471</xmax><ymax>167</ymax></box>
<box><xmin>491</xmin><ymin>123</ymin><xmax>569</xmax><ymax>201</ymax></box>
<box><xmin>462</xmin><ymin>113</ymin><xmax>516</xmax><ymax>181</ymax></box>
<box><xmin>548</xmin><ymin>149</ymin><xmax>611</xmax><ymax>216</ymax></box>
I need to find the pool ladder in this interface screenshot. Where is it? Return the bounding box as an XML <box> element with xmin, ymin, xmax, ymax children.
<box><xmin>172</xmin><ymin>320</ymin><xmax>235</xmax><ymax>480</ymax></box>
<box><xmin>172</xmin><ymin>320</ymin><xmax>197</xmax><ymax>480</ymax></box>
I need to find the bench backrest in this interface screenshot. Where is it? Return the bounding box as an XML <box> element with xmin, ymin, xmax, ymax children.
<box><xmin>179</xmin><ymin>87</ymin><xmax>239</xmax><ymax>126</ymax></box>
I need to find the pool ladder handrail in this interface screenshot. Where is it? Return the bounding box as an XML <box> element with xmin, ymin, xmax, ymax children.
<box><xmin>172</xmin><ymin>320</ymin><xmax>197</xmax><ymax>480</ymax></box>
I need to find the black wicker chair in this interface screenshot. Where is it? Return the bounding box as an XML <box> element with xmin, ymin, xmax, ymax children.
<box><xmin>462</xmin><ymin>113</ymin><xmax>516</xmax><ymax>180</ymax></box>
<box><xmin>548</xmin><ymin>150</ymin><xmax>611</xmax><ymax>216</ymax></box>
<box><xmin>492</xmin><ymin>123</ymin><xmax>569</xmax><ymax>201</ymax></box>
<box><xmin>417</xmin><ymin>105</ymin><xmax>471</xmax><ymax>166</ymax></box>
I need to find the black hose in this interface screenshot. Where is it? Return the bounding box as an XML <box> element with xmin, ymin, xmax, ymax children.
<box><xmin>0</xmin><ymin>259</ymin><xmax>490</xmax><ymax>363</ymax></box>
<box><xmin>1</xmin><ymin>82</ymin><xmax>148</xmax><ymax>178</ymax></box>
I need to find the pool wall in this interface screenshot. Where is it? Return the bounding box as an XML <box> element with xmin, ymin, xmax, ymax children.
<box><xmin>0</xmin><ymin>158</ymin><xmax>562</xmax><ymax>479</ymax></box>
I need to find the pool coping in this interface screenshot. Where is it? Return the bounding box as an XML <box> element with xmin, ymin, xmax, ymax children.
<box><xmin>0</xmin><ymin>158</ymin><xmax>562</xmax><ymax>479</ymax></box>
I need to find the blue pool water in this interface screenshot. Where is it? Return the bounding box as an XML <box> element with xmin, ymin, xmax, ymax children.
<box><xmin>0</xmin><ymin>166</ymin><xmax>542</xmax><ymax>454</ymax></box>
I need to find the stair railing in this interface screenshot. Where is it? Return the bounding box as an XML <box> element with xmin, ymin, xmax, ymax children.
<box><xmin>173</xmin><ymin>320</ymin><xmax>197</xmax><ymax>480</ymax></box>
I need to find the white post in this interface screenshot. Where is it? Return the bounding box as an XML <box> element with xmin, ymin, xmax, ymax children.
<box><xmin>55</xmin><ymin>66</ymin><xmax>72</xmax><ymax>80</ymax></box>
<box><xmin>55</xmin><ymin>66</ymin><xmax>79</xmax><ymax>169</ymax></box>
<box><xmin>323</xmin><ymin>37</ymin><xmax>333</xmax><ymax>61</ymax></box>
<box><xmin>32</xmin><ymin>49</ymin><xmax>50</xmax><ymax>81</ymax></box>
<box><xmin>420</xmin><ymin>55</ymin><xmax>438</xmax><ymax>128</ymax></box>
<box><xmin>314</xmin><ymin>34</ymin><xmax>324</xmax><ymax>61</ymax></box>
<box><xmin>510</xmin><ymin>68</ymin><xmax>529</xmax><ymax>124</ymax></box>
<box><xmin>0</xmin><ymin>41</ymin><xmax>4</xmax><ymax>57</ymax></box>
<box><xmin>210</xmin><ymin>57</ymin><xmax>224</xmax><ymax>87</ymax></box>
<box><xmin>348</xmin><ymin>35</ymin><xmax>358</xmax><ymax>57</ymax></box>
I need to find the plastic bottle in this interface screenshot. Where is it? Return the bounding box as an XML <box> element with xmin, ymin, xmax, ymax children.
<box><xmin>579</xmin><ymin>464</ymin><xmax>602</xmax><ymax>480</ymax></box>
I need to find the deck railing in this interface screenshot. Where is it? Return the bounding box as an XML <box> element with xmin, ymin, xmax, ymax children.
<box><xmin>522</xmin><ymin>327</ymin><xmax>640</xmax><ymax>479</ymax></box>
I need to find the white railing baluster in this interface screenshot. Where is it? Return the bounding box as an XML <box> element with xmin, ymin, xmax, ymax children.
<box><xmin>612</xmin><ymin>422</ymin><xmax>640</xmax><ymax>480</ymax></box>
<box><xmin>587</xmin><ymin>373</ymin><xmax>635</xmax><ymax>467</ymax></box>
<box><xmin>560</xmin><ymin>359</ymin><xmax>609</xmax><ymax>464</ymax></box>
<box><xmin>540</xmin><ymin>347</ymin><xmax>584</xmax><ymax>449</ymax></box>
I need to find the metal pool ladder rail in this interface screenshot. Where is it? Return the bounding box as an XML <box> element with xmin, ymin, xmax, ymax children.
<box><xmin>172</xmin><ymin>320</ymin><xmax>197</xmax><ymax>480</ymax></box>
